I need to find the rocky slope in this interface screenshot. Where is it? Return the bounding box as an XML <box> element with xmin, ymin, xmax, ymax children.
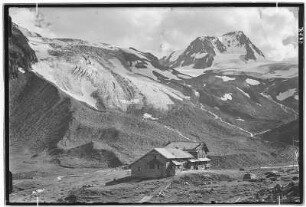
<box><xmin>8</xmin><ymin>23</ymin><xmax>299</xmax><ymax>169</ymax></box>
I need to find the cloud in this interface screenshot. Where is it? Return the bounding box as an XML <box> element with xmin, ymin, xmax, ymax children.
<box><xmin>9</xmin><ymin>7</ymin><xmax>298</xmax><ymax>61</ymax></box>
<box><xmin>253</xmin><ymin>8</ymin><xmax>298</xmax><ymax>61</ymax></box>
<box><xmin>9</xmin><ymin>8</ymin><xmax>56</xmax><ymax>38</ymax></box>
<box><xmin>157</xmin><ymin>7</ymin><xmax>298</xmax><ymax>60</ymax></box>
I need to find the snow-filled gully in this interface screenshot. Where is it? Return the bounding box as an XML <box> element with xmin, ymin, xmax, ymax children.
<box><xmin>260</xmin><ymin>93</ymin><xmax>298</xmax><ymax>117</ymax></box>
<box><xmin>200</xmin><ymin>104</ymin><xmax>275</xmax><ymax>138</ymax></box>
<box><xmin>200</xmin><ymin>104</ymin><xmax>255</xmax><ymax>137</ymax></box>
<box><xmin>163</xmin><ymin>126</ymin><xmax>192</xmax><ymax>141</ymax></box>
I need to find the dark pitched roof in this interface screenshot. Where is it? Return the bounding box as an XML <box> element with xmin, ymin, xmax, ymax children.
<box><xmin>166</xmin><ymin>141</ymin><xmax>209</xmax><ymax>153</ymax></box>
<box><xmin>130</xmin><ymin>147</ymin><xmax>193</xmax><ymax>166</ymax></box>
<box><xmin>166</xmin><ymin>142</ymin><xmax>201</xmax><ymax>150</ymax></box>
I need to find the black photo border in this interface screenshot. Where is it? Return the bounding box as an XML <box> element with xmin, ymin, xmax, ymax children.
<box><xmin>3</xmin><ymin>2</ymin><xmax>304</xmax><ymax>205</ymax></box>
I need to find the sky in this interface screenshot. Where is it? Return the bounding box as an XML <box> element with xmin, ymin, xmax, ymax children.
<box><xmin>9</xmin><ymin>6</ymin><xmax>299</xmax><ymax>61</ymax></box>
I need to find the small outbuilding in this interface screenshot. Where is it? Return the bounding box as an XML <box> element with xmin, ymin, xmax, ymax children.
<box><xmin>243</xmin><ymin>173</ymin><xmax>257</xmax><ymax>181</ymax></box>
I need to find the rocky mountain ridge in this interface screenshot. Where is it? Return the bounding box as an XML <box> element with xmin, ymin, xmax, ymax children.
<box><xmin>161</xmin><ymin>31</ymin><xmax>265</xmax><ymax>69</ymax></box>
<box><xmin>8</xmin><ymin>23</ymin><xmax>299</xmax><ymax>169</ymax></box>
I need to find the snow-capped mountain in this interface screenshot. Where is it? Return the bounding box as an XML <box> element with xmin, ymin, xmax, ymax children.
<box><xmin>162</xmin><ymin>36</ymin><xmax>226</xmax><ymax>69</ymax></box>
<box><xmin>161</xmin><ymin>31</ymin><xmax>265</xmax><ymax>69</ymax></box>
<box><xmin>9</xmin><ymin>23</ymin><xmax>299</xmax><ymax>169</ymax></box>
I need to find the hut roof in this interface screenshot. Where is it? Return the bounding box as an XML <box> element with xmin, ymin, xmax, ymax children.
<box><xmin>130</xmin><ymin>147</ymin><xmax>193</xmax><ymax>167</ymax></box>
<box><xmin>154</xmin><ymin>148</ymin><xmax>193</xmax><ymax>159</ymax></box>
<box><xmin>166</xmin><ymin>141</ymin><xmax>209</xmax><ymax>153</ymax></box>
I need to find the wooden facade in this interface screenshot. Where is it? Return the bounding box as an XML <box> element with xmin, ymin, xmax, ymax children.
<box><xmin>166</xmin><ymin>141</ymin><xmax>211</xmax><ymax>170</ymax></box>
<box><xmin>130</xmin><ymin>148</ymin><xmax>192</xmax><ymax>178</ymax></box>
<box><xmin>166</xmin><ymin>141</ymin><xmax>209</xmax><ymax>158</ymax></box>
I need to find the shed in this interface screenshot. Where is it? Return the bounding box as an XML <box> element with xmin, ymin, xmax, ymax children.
<box><xmin>243</xmin><ymin>173</ymin><xmax>256</xmax><ymax>181</ymax></box>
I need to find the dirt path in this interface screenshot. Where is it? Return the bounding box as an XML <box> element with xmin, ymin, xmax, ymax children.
<box><xmin>139</xmin><ymin>177</ymin><xmax>173</xmax><ymax>203</ymax></box>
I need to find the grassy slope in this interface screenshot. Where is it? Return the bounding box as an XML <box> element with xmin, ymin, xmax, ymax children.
<box><xmin>9</xmin><ymin>73</ymin><xmax>72</xmax><ymax>152</ymax></box>
<box><xmin>259</xmin><ymin>120</ymin><xmax>299</xmax><ymax>145</ymax></box>
<box><xmin>184</xmin><ymin>72</ymin><xmax>296</xmax><ymax>132</ymax></box>
<box><xmin>9</xmin><ymin>73</ymin><xmax>293</xmax><ymax>169</ymax></box>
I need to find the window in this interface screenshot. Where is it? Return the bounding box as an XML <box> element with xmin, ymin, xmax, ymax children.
<box><xmin>150</xmin><ymin>163</ymin><xmax>155</xmax><ymax>169</ymax></box>
<box><xmin>154</xmin><ymin>155</ymin><xmax>157</xmax><ymax>159</ymax></box>
<box><xmin>157</xmin><ymin>164</ymin><xmax>160</xmax><ymax>169</ymax></box>
<box><xmin>138</xmin><ymin>167</ymin><xmax>141</xmax><ymax>171</ymax></box>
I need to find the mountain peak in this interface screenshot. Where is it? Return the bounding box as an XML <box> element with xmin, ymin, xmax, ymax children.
<box><xmin>161</xmin><ymin>30</ymin><xmax>265</xmax><ymax>69</ymax></box>
<box><xmin>198</xmin><ymin>35</ymin><xmax>217</xmax><ymax>40</ymax></box>
<box><xmin>223</xmin><ymin>31</ymin><xmax>245</xmax><ymax>37</ymax></box>
<box><xmin>221</xmin><ymin>31</ymin><xmax>265</xmax><ymax>60</ymax></box>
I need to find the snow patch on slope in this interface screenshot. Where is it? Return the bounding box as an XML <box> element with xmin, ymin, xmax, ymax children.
<box><xmin>131</xmin><ymin>62</ymin><xmax>180</xmax><ymax>81</ymax></box>
<box><xmin>176</xmin><ymin>73</ymin><xmax>192</xmax><ymax>79</ymax></box>
<box><xmin>143</xmin><ymin>113</ymin><xmax>158</xmax><ymax>120</ymax></box>
<box><xmin>191</xmin><ymin>52</ymin><xmax>207</xmax><ymax>59</ymax></box>
<box><xmin>236</xmin><ymin>87</ymin><xmax>250</xmax><ymax>98</ymax></box>
<box><xmin>216</xmin><ymin>75</ymin><xmax>235</xmax><ymax>82</ymax></box>
<box><xmin>236</xmin><ymin>118</ymin><xmax>245</xmax><ymax>121</ymax></box>
<box><xmin>276</xmin><ymin>88</ymin><xmax>297</xmax><ymax>101</ymax></box>
<box><xmin>18</xmin><ymin>67</ymin><xmax>25</xmax><ymax>73</ymax></box>
<box><xmin>176</xmin><ymin>67</ymin><xmax>207</xmax><ymax>77</ymax></box>
<box><xmin>246</xmin><ymin>78</ymin><xmax>260</xmax><ymax>85</ymax></box>
<box><xmin>194</xmin><ymin>90</ymin><xmax>200</xmax><ymax>97</ymax></box>
<box><xmin>220</xmin><ymin>93</ymin><xmax>232</xmax><ymax>101</ymax></box>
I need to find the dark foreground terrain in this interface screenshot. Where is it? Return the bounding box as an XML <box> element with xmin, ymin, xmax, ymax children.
<box><xmin>9</xmin><ymin>158</ymin><xmax>300</xmax><ymax>204</ymax></box>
